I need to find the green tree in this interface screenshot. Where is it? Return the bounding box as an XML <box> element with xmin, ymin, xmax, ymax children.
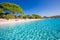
<box><xmin>5</xmin><ymin>14</ymin><xmax>15</xmax><ymax>20</ymax></box>
<box><xmin>26</xmin><ymin>14</ymin><xmax>31</xmax><ymax>18</ymax></box>
<box><xmin>1</xmin><ymin>2</ymin><xmax>24</xmax><ymax>15</ymax></box>
<box><xmin>0</xmin><ymin>2</ymin><xmax>24</xmax><ymax>19</ymax></box>
<box><xmin>32</xmin><ymin>14</ymin><xmax>42</xmax><ymax>19</ymax></box>
<box><xmin>0</xmin><ymin>9</ymin><xmax>5</xmax><ymax>18</ymax></box>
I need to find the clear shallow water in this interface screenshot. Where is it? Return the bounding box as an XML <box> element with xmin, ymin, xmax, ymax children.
<box><xmin>0</xmin><ymin>18</ymin><xmax>60</xmax><ymax>40</ymax></box>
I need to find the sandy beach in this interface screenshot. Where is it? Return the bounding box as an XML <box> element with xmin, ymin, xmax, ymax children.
<box><xmin>0</xmin><ymin>19</ymin><xmax>41</xmax><ymax>25</ymax></box>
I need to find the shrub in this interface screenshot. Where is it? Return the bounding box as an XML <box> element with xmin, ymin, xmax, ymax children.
<box><xmin>5</xmin><ymin>14</ymin><xmax>15</xmax><ymax>20</ymax></box>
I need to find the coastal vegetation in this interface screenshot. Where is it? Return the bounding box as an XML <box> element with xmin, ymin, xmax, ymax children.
<box><xmin>0</xmin><ymin>2</ymin><xmax>42</xmax><ymax>20</ymax></box>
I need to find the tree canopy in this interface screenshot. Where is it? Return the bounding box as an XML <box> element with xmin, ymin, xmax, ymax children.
<box><xmin>5</xmin><ymin>14</ymin><xmax>15</xmax><ymax>20</ymax></box>
<box><xmin>32</xmin><ymin>14</ymin><xmax>42</xmax><ymax>19</ymax></box>
<box><xmin>0</xmin><ymin>2</ymin><xmax>24</xmax><ymax>15</ymax></box>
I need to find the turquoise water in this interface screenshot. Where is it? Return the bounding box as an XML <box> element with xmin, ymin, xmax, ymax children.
<box><xmin>0</xmin><ymin>18</ymin><xmax>60</xmax><ymax>40</ymax></box>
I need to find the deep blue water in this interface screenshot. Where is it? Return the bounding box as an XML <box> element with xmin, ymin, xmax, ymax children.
<box><xmin>0</xmin><ymin>18</ymin><xmax>60</xmax><ymax>40</ymax></box>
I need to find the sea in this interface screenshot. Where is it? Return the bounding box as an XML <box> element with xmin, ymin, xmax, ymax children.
<box><xmin>0</xmin><ymin>18</ymin><xmax>60</xmax><ymax>40</ymax></box>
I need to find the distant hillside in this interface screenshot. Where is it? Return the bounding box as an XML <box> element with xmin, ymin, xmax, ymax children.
<box><xmin>43</xmin><ymin>15</ymin><xmax>60</xmax><ymax>18</ymax></box>
<box><xmin>49</xmin><ymin>15</ymin><xmax>60</xmax><ymax>18</ymax></box>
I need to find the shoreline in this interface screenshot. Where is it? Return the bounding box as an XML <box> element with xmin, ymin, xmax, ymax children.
<box><xmin>0</xmin><ymin>19</ymin><xmax>42</xmax><ymax>25</ymax></box>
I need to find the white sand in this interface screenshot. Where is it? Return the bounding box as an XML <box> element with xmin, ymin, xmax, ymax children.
<box><xmin>0</xmin><ymin>19</ymin><xmax>41</xmax><ymax>25</ymax></box>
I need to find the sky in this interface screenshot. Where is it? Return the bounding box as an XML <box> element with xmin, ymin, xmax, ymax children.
<box><xmin>0</xmin><ymin>0</ymin><xmax>60</xmax><ymax>16</ymax></box>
